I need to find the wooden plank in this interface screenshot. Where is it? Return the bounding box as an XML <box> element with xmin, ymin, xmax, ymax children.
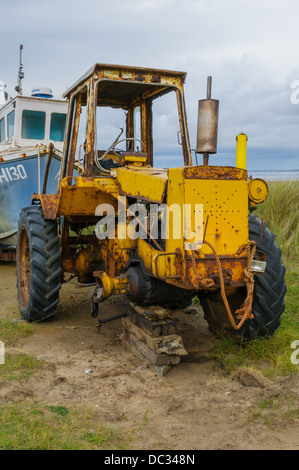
<box><xmin>122</xmin><ymin>318</ymin><xmax>187</xmax><ymax>356</ymax></box>
<box><xmin>127</xmin><ymin>305</ymin><xmax>176</xmax><ymax>337</ymax></box>
<box><xmin>132</xmin><ymin>303</ymin><xmax>172</xmax><ymax>321</ymax></box>
<box><xmin>120</xmin><ymin>334</ymin><xmax>173</xmax><ymax>376</ymax></box>
<box><xmin>121</xmin><ymin>329</ymin><xmax>181</xmax><ymax>366</ymax></box>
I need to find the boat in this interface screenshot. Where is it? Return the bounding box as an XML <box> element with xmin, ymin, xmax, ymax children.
<box><xmin>0</xmin><ymin>46</ymin><xmax>68</xmax><ymax>260</ymax></box>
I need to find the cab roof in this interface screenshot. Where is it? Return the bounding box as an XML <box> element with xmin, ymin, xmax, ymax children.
<box><xmin>63</xmin><ymin>63</ymin><xmax>187</xmax><ymax>100</ymax></box>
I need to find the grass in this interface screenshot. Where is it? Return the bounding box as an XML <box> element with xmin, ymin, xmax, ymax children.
<box><xmin>209</xmin><ymin>181</ymin><xmax>299</xmax><ymax>376</ymax></box>
<box><xmin>0</xmin><ymin>319</ymin><xmax>38</xmax><ymax>380</ymax></box>
<box><xmin>0</xmin><ymin>344</ymin><xmax>130</xmax><ymax>450</ymax></box>
<box><xmin>0</xmin><ymin>319</ymin><xmax>33</xmax><ymax>346</ymax></box>
<box><xmin>0</xmin><ymin>353</ymin><xmax>43</xmax><ymax>381</ymax></box>
<box><xmin>256</xmin><ymin>181</ymin><xmax>299</xmax><ymax>263</ymax></box>
<box><xmin>0</xmin><ymin>403</ymin><xmax>127</xmax><ymax>450</ymax></box>
<box><xmin>208</xmin><ymin>332</ymin><xmax>297</xmax><ymax>376</ymax></box>
<box><xmin>245</xmin><ymin>391</ymin><xmax>299</xmax><ymax>428</ymax></box>
<box><xmin>0</xmin><ymin>316</ymin><xmax>132</xmax><ymax>450</ymax></box>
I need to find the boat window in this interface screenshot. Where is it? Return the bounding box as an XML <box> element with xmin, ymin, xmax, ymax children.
<box><xmin>7</xmin><ymin>111</ymin><xmax>15</xmax><ymax>138</ymax></box>
<box><xmin>50</xmin><ymin>113</ymin><xmax>67</xmax><ymax>142</ymax></box>
<box><xmin>21</xmin><ymin>110</ymin><xmax>46</xmax><ymax>140</ymax></box>
<box><xmin>0</xmin><ymin>118</ymin><xmax>5</xmax><ymax>142</ymax></box>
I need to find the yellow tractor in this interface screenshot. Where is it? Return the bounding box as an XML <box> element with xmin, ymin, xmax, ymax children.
<box><xmin>16</xmin><ymin>63</ymin><xmax>286</xmax><ymax>345</ymax></box>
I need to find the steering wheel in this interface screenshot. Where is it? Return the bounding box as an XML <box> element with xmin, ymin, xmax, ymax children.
<box><xmin>110</xmin><ymin>138</ymin><xmax>144</xmax><ymax>153</ymax></box>
<box><xmin>101</xmin><ymin>137</ymin><xmax>145</xmax><ymax>161</ymax></box>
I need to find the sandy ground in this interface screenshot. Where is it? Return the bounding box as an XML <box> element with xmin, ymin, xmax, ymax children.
<box><xmin>0</xmin><ymin>261</ymin><xmax>298</xmax><ymax>450</ymax></box>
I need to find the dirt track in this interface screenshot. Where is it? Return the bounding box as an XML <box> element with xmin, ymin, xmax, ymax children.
<box><xmin>0</xmin><ymin>261</ymin><xmax>298</xmax><ymax>450</ymax></box>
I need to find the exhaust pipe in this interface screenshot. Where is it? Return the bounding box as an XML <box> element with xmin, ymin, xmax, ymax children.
<box><xmin>196</xmin><ymin>76</ymin><xmax>219</xmax><ymax>165</ymax></box>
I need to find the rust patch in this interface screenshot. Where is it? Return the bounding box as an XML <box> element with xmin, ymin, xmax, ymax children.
<box><xmin>36</xmin><ymin>194</ymin><xmax>60</xmax><ymax>219</ymax></box>
<box><xmin>182</xmin><ymin>255</ymin><xmax>247</xmax><ymax>290</ymax></box>
<box><xmin>17</xmin><ymin>225</ymin><xmax>31</xmax><ymax>306</ymax></box>
<box><xmin>184</xmin><ymin>166</ymin><xmax>247</xmax><ymax>180</ymax></box>
<box><xmin>42</xmin><ymin>143</ymin><xmax>54</xmax><ymax>194</ymax></box>
<box><xmin>0</xmin><ymin>248</ymin><xmax>16</xmax><ymax>262</ymax></box>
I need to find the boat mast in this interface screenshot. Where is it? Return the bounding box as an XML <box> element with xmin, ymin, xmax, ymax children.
<box><xmin>15</xmin><ymin>45</ymin><xmax>24</xmax><ymax>96</ymax></box>
<box><xmin>0</xmin><ymin>82</ymin><xmax>7</xmax><ymax>105</ymax></box>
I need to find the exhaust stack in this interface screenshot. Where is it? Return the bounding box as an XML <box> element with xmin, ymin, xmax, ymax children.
<box><xmin>196</xmin><ymin>76</ymin><xmax>219</xmax><ymax>165</ymax></box>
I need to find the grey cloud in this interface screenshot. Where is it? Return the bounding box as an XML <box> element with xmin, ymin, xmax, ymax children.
<box><xmin>0</xmin><ymin>0</ymin><xmax>298</xmax><ymax>169</ymax></box>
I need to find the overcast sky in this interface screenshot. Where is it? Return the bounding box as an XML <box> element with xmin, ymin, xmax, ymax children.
<box><xmin>1</xmin><ymin>0</ymin><xmax>298</xmax><ymax>170</ymax></box>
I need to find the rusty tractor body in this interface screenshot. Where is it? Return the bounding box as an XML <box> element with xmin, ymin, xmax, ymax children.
<box><xmin>16</xmin><ymin>64</ymin><xmax>286</xmax><ymax>343</ymax></box>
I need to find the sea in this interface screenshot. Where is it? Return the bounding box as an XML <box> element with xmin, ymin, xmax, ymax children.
<box><xmin>248</xmin><ymin>170</ymin><xmax>299</xmax><ymax>181</ymax></box>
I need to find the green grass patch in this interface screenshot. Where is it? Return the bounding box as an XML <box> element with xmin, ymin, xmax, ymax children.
<box><xmin>283</xmin><ymin>266</ymin><xmax>299</xmax><ymax>332</ymax></box>
<box><xmin>0</xmin><ymin>403</ymin><xmax>127</xmax><ymax>450</ymax></box>
<box><xmin>48</xmin><ymin>406</ymin><xmax>69</xmax><ymax>416</ymax></box>
<box><xmin>0</xmin><ymin>319</ymin><xmax>33</xmax><ymax>346</ymax></box>
<box><xmin>256</xmin><ymin>181</ymin><xmax>299</xmax><ymax>264</ymax></box>
<box><xmin>245</xmin><ymin>391</ymin><xmax>299</xmax><ymax>428</ymax></box>
<box><xmin>208</xmin><ymin>181</ymin><xmax>299</xmax><ymax>377</ymax></box>
<box><xmin>0</xmin><ymin>353</ymin><xmax>43</xmax><ymax>381</ymax></box>
<box><xmin>209</xmin><ymin>263</ymin><xmax>299</xmax><ymax>376</ymax></box>
<box><xmin>0</xmin><ymin>320</ymin><xmax>37</xmax><ymax>380</ymax></box>
<box><xmin>208</xmin><ymin>330</ymin><xmax>297</xmax><ymax>377</ymax></box>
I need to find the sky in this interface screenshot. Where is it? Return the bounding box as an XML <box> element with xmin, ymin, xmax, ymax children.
<box><xmin>0</xmin><ymin>0</ymin><xmax>298</xmax><ymax>170</ymax></box>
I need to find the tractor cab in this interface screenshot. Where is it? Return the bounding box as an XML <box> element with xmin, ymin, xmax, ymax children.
<box><xmin>60</xmin><ymin>63</ymin><xmax>192</xmax><ymax>181</ymax></box>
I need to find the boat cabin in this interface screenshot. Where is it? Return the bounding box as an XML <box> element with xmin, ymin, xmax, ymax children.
<box><xmin>0</xmin><ymin>91</ymin><xmax>68</xmax><ymax>154</ymax></box>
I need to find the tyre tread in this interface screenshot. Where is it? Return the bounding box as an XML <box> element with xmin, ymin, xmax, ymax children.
<box><xmin>16</xmin><ymin>206</ymin><xmax>61</xmax><ymax>322</ymax></box>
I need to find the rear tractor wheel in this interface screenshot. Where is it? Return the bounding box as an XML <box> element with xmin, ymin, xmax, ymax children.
<box><xmin>16</xmin><ymin>206</ymin><xmax>62</xmax><ymax>322</ymax></box>
<box><xmin>201</xmin><ymin>214</ymin><xmax>287</xmax><ymax>341</ymax></box>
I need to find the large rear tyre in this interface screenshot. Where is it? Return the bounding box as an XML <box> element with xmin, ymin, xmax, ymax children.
<box><xmin>16</xmin><ymin>206</ymin><xmax>61</xmax><ymax>322</ymax></box>
<box><xmin>201</xmin><ymin>214</ymin><xmax>287</xmax><ymax>341</ymax></box>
